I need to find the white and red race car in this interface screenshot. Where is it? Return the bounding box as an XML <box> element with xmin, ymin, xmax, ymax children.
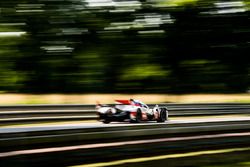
<box><xmin>96</xmin><ymin>99</ymin><xmax>168</xmax><ymax>123</ymax></box>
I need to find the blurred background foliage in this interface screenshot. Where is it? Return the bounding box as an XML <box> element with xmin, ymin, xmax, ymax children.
<box><xmin>0</xmin><ymin>0</ymin><xmax>249</xmax><ymax>93</ymax></box>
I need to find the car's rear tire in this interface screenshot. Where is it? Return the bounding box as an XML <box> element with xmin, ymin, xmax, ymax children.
<box><xmin>102</xmin><ymin>120</ymin><xmax>110</xmax><ymax>124</ymax></box>
<box><xmin>157</xmin><ymin>108</ymin><xmax>167</xmax><ymax>123</ymax></box>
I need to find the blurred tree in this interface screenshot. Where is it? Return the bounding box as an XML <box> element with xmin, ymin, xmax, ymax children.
<box><xmin>0</xmin><ymin>0</ymin><xmax>249</xmax><ymax>93</ymax></box>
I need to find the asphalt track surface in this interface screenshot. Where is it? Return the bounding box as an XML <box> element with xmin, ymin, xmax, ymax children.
<box><xmin>1</xmin><ymin>114</ymin><xmax>250</xmax><ymax>167</ymax></box>
<box><xmin>1</xmin><ymin>115</ymin><xmax>250</xmax><ymax>133</ymax></box>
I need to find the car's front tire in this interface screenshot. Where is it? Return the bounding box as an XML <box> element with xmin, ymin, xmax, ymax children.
<box><xmin>157</xmin><ymin>108</ymin><xmax>168</xmax><ymax>122</ymax></box>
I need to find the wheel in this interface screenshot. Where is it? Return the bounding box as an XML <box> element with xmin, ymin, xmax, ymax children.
<box><xmin>157</xmin><ymin>108</ymin><xmax>167</xmax><ymax>123</ymax></box>
<box><xmin>129</xmin><ymin>108</ymin><xmax>142</xmax><ymax>123</ymax></box>
<box><xmin>102</xmin><ymin>120</ymin><xmax>110</xmax><ymax>124</ymax></box>
<box><xmin>130</xmin><ymin>109</ymin><xmax>142</xmax><ymax>123</ymax></box>
<box><xmin>136</xmin><ymin>109</ymin><xmax>142</xmax><ymax>123</ymax></box>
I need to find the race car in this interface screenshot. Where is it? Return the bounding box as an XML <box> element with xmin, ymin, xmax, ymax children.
<box><xmin>96</xmin><ymin>99</ymin><xmax>168</xmax><ymax>123</ymax></box>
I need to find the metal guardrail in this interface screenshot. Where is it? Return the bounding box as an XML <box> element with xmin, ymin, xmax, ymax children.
<box><xmin>0</xmin><ymin>103</ymin><xmax>250</xmax><ymax>124</ymax></box>
<box><xmin>0</xmin><ymin>103</ymin><xmax>250</xmax><ymax>110</ymax></box>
